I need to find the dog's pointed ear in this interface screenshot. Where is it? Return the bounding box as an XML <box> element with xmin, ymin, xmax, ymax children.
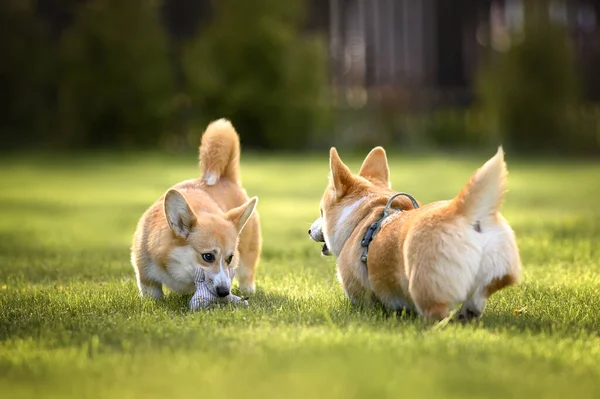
<box><xmin>329</xmin><ymin>148</ymin><xmax>354</xmax><ymax>198</ymax></box>
<box><xmin>359</xmin><ymin>146</ymin><xmax>390</xmax><ymax>188</ymax></box>
<box><xmin>226</xmin><ymin>197</ymin><xmax>258</xmax><ymax>233</ymax></box>
<box><xmin>164</xmin><ymin>189</ymin><xmax>197</xmax><ymax>239</ymax></box>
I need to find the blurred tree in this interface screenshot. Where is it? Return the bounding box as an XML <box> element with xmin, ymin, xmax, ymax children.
<box><xmin>476</xmin><ymin>0</ymin><xmax>592</xmax><ymax>154</ymax></box>
<box><xmin>183</xmin><ymin>0</ymin><xmax>329</xmax><ymax>150</ymax></box>
<box><xmin>0</xmin><ymin>0</ymin><xmax>55</xmax><ymax>148</ymax></box>
<box><xmin>58</xmin><ymin>0</ymin><xmax>173</xmax><ymax>148</ymax></box>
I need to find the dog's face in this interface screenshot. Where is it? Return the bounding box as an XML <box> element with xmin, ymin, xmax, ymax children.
<box><xmin>309</xmin><ymin>147</ymin><xmax>391</xmax><ymax>257</ymax></box>
<box><xmin>164</xmin><ymin>189</ymin><xmax>257</xmax><ymax>297</ymax></box>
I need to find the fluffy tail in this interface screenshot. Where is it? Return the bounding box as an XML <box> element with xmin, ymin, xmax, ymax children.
<box><xmin>199</xmin><ymin>119</ymin><xmax>241</xmax><ymax>185</ymax></box>
<box><xmin>452</xmin><ymin>147</ymin><xmax>507</xmax><ymax>222</ymax></box>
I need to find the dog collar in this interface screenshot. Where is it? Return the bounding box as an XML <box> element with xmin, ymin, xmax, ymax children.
<box><xmin>360</xmin><ymin>192</ymin><xmax>420</xmax><ymax>266</ymax></box>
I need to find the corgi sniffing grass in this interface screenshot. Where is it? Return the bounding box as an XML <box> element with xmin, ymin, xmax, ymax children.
<box><xmin>309</xmin><ymin>147</ymin><xmax>521</xmax><ymax>322</ymax></box>
<box><xmin>131</xmin><ymin>119</ymin><xmax>262</xmax><ymax>300</ymax></box>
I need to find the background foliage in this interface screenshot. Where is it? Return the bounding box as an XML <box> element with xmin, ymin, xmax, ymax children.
<box><xmin>0</xmin><ymin>0</ymin><xmax>55</xmax><ymax>148</ymax></box>
<box><xmin>475</xmin><ymin>2</ymin><xmax>595</xmax><ymax>155</ymax></box>
<box><xmin>1</xmin><ymin>0</ymin><xmax>599</xmax><ymax>154</ymax></box>
<box><xmin>58</xmin><ymin>0</ymin><xmax>173</xmax><ymax>148</ymax></box>
<box><xmin>183</xmin><ymin>0</ymin><xmax>329</xmax><ymax>150</ymax></box>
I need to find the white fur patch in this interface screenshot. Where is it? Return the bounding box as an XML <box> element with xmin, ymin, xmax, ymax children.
<box><xmin>336</xmin><ymin>198</ymin><xmax>366</xmax><ymax>231</ymax></box>
<box><xmin>328</xmin><ymin>197</ymin><xmax>369</xmax><ymax>256</ymax></box>
<box><xmin>151</xmin><ymin>246</ymin><xmax>197</xmax><ymax>293</ymax></box>
<box><xmin>462</xmin><ymin>148</ymin><xmax>506</xmax><ymax>223</ymax></box>
<box><xmin>460</xmin><ymin>216</ymin><xmax>520</xmax><ymax>317</ymax></box>
<box><xmin>474</xmin><ymin>217</ymin><xmax>520</xmax><ymax>291</ymax></box>
<box><xmin>204</xmin><ymin>171</ymin><xmax>219</xmax><ymax>185</ymax></box>
<box><xmin>211</xmin><ymin>258</ymin><xmax>232</xmax><ymax>293</ymax></box>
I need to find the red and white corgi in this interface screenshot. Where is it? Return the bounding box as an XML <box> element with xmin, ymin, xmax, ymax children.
<box><xmin>309</xmin><ymin>147</ymin><xmax>521</xmax><ymax>321</ymax></box>
<box><xmin>131</xmin><ymin>119</ymin><xmax>261</xmax><ymax>299</ymax></box>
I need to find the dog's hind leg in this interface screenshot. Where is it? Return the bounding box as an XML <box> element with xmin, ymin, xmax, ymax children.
<box><xmin>236</xmin><ymin>247</ymin><xmax>259</xmax><ymax>295</ymax></box>
<box><xmin>235</xmin><ymin>212</ymin><xmax>262</xmax><ymax>295</ymax></box>
<box><xmin>458</xmin><ymin>287</ymin><xmax>487</xmax><ymax>323</ymax></box>
<box><xmin>459</xmin><ymin>221</ymin><xmax>521</xmax><ymax>322</ymax></box>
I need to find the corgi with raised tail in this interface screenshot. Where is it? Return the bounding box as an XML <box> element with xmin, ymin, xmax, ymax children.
<box><xmin>131</xmin><ymin>119</ymin><xmax>261</xmax><ymax>300</ymax></box>
<box><xmin>309</xmin><ymin>147</ymin><xmax>521</xmax><ymax>321</ymax></box>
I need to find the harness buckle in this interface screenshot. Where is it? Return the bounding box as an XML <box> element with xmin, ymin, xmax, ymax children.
<box><xmin>361</xmin><ymin>221</ymin><xmax>380</xmax><ymax>247</ymax></box>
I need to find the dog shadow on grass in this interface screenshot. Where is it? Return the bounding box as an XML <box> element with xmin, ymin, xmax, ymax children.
<box><xmin>468</xmin><ymin>312</ymin><xmax>574</xmax><ymax>338</ymax></box>
<box><xmin>156</xmin><ymin>286</ymin><xmax>407</xmax><ymax>329</ymax></box>
<box><xmin>478</xmin><ymin>309</ymin><xmax>598</xmax><ymax>337</ymax></box>
<box><xmin>109</xmin><ymin>282</ymin><xmax>600</xmax><ymax>336</ymax></box>
<box><xmin>156</xmin><ymin>286</ymin><xmax>301</xmax><ymax>315</ymax></box>
<box><xmin>156</xmin><ymin>283</ymin><xmax>599</xmax><ymax>339</ymax></box>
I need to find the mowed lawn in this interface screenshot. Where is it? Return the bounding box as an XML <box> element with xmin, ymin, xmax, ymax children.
<box><xmin>1</xmin><ymin>151</ymin><xmax>599</xmax><ymax>398</ymax></box>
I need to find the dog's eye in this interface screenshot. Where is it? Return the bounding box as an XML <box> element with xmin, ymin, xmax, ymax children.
<box><xmin>201</xmin><ymin>253</ymin><xmax>215</xmax><ymax>263</ymax></box>
<box><xmin>225</xmin><ymin>255</ymin><xmax>233</xmax><ymax>265</ymax></box>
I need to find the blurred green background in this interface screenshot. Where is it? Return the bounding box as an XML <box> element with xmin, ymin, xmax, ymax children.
<box><xmin>3</xmin><ymin>0</ymin><xmax>600</xmax><ymax>155</ymax></box>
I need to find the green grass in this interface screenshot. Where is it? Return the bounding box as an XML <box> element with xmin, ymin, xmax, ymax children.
<box><xmin>1</xmin><ymin>151</ymin><xmax>599</xmax><ymax>398</ymax></box>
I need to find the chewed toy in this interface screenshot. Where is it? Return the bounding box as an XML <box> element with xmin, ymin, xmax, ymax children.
<box><xmin>190</xmin><ymin>266</ymin><xmax>248</xmax><ymax>311</ymax></box>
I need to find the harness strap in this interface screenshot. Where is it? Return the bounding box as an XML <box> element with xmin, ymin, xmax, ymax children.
<box><xmin>360</xmin><ymin>192</ymin><xmax>419</xmax><ymax>266</ymax></box>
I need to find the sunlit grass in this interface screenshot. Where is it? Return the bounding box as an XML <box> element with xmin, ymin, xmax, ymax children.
<box><xmin>1</xmin><ymin>151</ymin><xmax>599</xmax><ymax>398</ymax></box>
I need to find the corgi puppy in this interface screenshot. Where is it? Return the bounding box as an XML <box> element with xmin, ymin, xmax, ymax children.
<box><xmin>131</xmin><ymin>119</ymin><xmax>261</xmax><ymax>299</ymax></box>
<box><xmin>309</xmin><ymin>147</ymin><xmax>521</xmax><ymax>321</ymax></box>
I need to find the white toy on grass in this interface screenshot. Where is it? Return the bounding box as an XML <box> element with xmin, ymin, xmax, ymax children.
<box><xmin>190</xmin><ymin>266</ymin><xmax>248</xmax><ymax>311</ymax></box>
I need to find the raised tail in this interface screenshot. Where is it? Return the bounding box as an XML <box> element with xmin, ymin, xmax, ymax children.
<box><xmin>452</xmin><ymin>147</ymin><xmax>508</xmax><ymax>223</ymax></box>
<box><xmin>199</xmin><ymin>119</ymin><xmax>241</xmax><ymax>185</ymax></box>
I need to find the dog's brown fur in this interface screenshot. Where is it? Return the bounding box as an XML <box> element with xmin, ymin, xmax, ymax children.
<box><xmin>131</xmin><ymin>119</ymin><xmax>261</xmax><ymax>299</ymax></box>
<box><xmin>310</xmin><ymin>147</ymin><xmax>521</xmax><ymax>321</ymax></box>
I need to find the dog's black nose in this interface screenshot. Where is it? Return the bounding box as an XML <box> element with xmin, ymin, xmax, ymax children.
<box><xmin>308</xmin><ymin>229</ymin><xmax>311</xmax><ymax>235</ymax></box>
<box><xmin>216</xmin><ymin>286</ymin><xmax>230</xmax><ymax>297</ymax></box>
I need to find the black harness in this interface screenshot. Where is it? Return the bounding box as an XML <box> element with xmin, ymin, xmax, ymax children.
<box><xmin>360</xmin><ymin>192</ymin><xmax>420</xmax><ymax>266</ymax></box>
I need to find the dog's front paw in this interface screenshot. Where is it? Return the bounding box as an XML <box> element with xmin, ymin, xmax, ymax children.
<box><xmin>228</xmin><ymin>294</ymin><xmax>249</xmax><ymax>308</ymax></box>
